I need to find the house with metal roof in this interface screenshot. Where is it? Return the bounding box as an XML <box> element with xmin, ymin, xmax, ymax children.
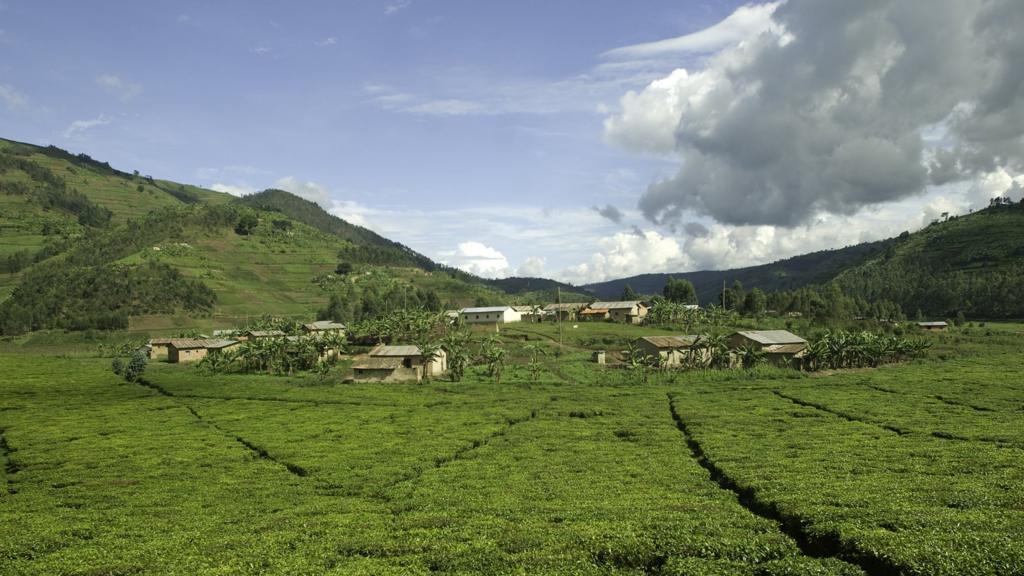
<box><xmin>459</xmin><ymin>306</ymin><xmax>522</xmax><ymax>324</ymax></box>
<box><xmin>352</xmin><ymin>344</ymin><xmax>447</xmax><ymax>382</ymax></box>
<box><xmin>302</xmin><ymin>320</ymin><xmax>346</xmax><ymax>337</ymax></box>
<box><xmin>241</xmin><ymin>329</ymin><xmax>287</xmax><ymax>341</ymax></box>
<box><xmin>633</xmin><ymin>335</ymin><xmax>707</xmax><ymax>367</ymax></box>
<box><xmin>147</xmin><ymin>338</ymin><xmax>173</xmax><ymax>359</ymax></box>
<box><xmin>728</xmin><ymin>330</ymin><xmax>808</xmax><ymax>365</ymax></box>
<box><xmin>916</xmin><ymin>321</ymin><xmax>949</xmax><ymax>331</ymax></box>
<box><xmin>167</xmin><ymin>339</ymin><xmax>240</xmax><ymax>364</ymax></box>
<box><xmin>586</xmin><ymin>301</ymin><xmax>649</xmax><ymax>324</ymax></box>
<box><xmin>543</xmin><ymin>302</ymin><xmax>587</xmax><ymax>322</ymax></box>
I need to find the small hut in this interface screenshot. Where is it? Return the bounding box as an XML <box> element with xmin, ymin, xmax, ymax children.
<box><xmin>728</xmin><ymin>330</ymin><xmax>808</xmax><ymax>366</ymax></box>
<box><xmin>167</xmin><ymin>339</ymin><xmax>240</xmax><ymax>364</ymax></box>
<box><xmin>916</xmin><ymin>321</ymin><xmax>949</xmax><ymax>331</ymax></box>
<box><xmin>633</xmin><ymin>335</ymin><xmax>704</xmax><ymax>367</ymax></box>
<box><xmin>352</xmin><ymin>345</ymin><xmax>447</xmax><ymax>382</ymax></box>
<box><xmin>148</xmin><ymin>338</ymin><xmax>173</xmax><ymax>359</ymax></box>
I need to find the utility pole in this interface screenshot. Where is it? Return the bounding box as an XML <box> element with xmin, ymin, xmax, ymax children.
<box><xmin>557</xmin><ymin>287</ymin><xmax>563</xmax><ymax>355</ymax></box>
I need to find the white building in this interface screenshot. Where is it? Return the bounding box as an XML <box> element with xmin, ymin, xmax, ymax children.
<box><xmin>459</xmin><ymin>306</ymin><xmax>522</xmax><ymax>324</ymax></box>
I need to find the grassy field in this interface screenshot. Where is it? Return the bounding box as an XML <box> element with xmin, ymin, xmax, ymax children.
<box><xmin>1</xmin><ymin>323</ymin><xmax>1022</xmax><ymax>575</ymax></box>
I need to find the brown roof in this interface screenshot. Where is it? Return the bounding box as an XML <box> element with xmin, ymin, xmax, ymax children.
<box><xmin>637</xmin><ymin>335</ymin><xmax>700</xmax><ymax>349</ymax></box>
<box><xmin>352</xmin><ymin>356</ymin><xmax>404</xmax><ymax>370</ymax></box>
<box><xmin>543</xmin><ymin>303</ymin><xmax>586</xmax><ymax>312</ymax></box>
<box><xmin>149</xmin><ymin>338</ymin><xmax>173</xmax><ymax>345</ymax></box>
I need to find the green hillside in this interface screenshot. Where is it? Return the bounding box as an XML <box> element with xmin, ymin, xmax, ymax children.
<box><xmin>833</xmin><ymin>203</ymin><xmax>1024</xmax><ymax>318</ymax></box>
<box><xmin>0</xmin><ymin>138</ymin><xmax>505</xmax><ymax>334</ymax></box>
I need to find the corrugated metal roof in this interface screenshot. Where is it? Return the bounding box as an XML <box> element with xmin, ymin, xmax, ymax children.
<box><xmin>917</xmin><ymin>321</ymin><xmax>949</xmax><ymax>327</ymax></box>
<box><xmin>353</xmin><ymin>357</ymin><xmax>404</xmax><ymax>370</ymax></box>
<box><xmin>246</xmin><ymin>330</ymin><xmax>286</xmax><ymax>338</ymax></box>
<box><xmin>169</xmin><ymin>338</ymin><xmax>239</xmax><ymax>350</ymax></box>
<box><xmin>370</xmin><ymin>345</ymin><xmax>422</xmax><ymax>357</ymax></box>
<box><xmin>581</xmin><ymin>308</ymin><xmax>609</xmax><ymax>314</ymax></box>
<box><xmin>590</xmin><ymin>301</ymin><xmax>642</xmax><ymax>310</ymax></box>
<box><xmin>735</xmin><ymin>330</ymin><xmax>806</xmax><ymax>345</ymax></box>
<box><xmin>511</xmin><ymin>305</ymin><xmax>536</xmax><ymax>312</ymax></box>
<box><xmin>763</xmin><ymin>343</ymin><xmax>808</xmax><ymax>355</ymax></box>
<box><xmin>460</xmin><ymin>306</ymin><xmax>513</xmax><ymax>314</ymax></box>
<box><xmin>149</xmin><ymin>338</ymin><xmax>173</xmax><ymax>345</ymax></box>
<box><xmin>304</xmin><ymin>321</ymin><xmax>346</xmax><ymax>331</ymax></box>
<box><xmin>637</xmin><ymin>335</ymin><xmax>700</xmax><ymax>348</ymax></box>
<box><xmin>543</xmin><ymin>303</ymin><xmax>586</xmax><ymax>311</ymax></box>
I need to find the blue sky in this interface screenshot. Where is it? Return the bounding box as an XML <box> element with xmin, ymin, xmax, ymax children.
<box><xmin>3</xmin><ymin>1</ymin><xmax>1022</xmax><ymax>283</ymax></box>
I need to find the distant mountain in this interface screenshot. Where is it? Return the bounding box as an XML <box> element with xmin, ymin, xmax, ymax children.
<box><xmin>585</xmin><ymin>240</ymin><xmax>894</xmax><ymax>304</ymax></box>
<box><xmin>485</xmin><ymin>276</ymin><xmax>594</xmax><ymax>304</ymax></box>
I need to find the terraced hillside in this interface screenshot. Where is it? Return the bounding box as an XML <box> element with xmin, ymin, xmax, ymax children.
<box><xmin>0</xmin><ymin>138</ymin><xmax>504</xmax><ymax>334</ymax></box>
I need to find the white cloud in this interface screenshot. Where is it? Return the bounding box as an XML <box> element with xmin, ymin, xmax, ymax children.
<box><xmin>211</xmin><ymin>183</ymin><xmax>256</xmax><ymax>197</ymax></box>
<box><xmin>402</xmin><ymin>99</ymin><xmax>489</xmax><ymax>116</ymax></box>
<box><xmin>274</xmin><ymin>176</ymin><xmax>331</xmax><ymax>206</ymax></box>
<box><xmin>561</xmin><ymin>229</ymin><xmax>686</xmax><ymax>285</ymax></box>
<box><xmin>62</xmin><ymin>114</ymin><xmax>110</xmax><ymax>139</ymax></box>
<box><xmin>328</xmin><ymin>199</ymin><xmax>374</xmax><ymax>229</ymax></box>
<box><xmin>439</xmin><ymin>241</ymin><xmax>511</xmax><ymax>278</ymax></box>
<box><xmin>251</xmin><ymin>46</ymin><xmax>272</xmax><ymax>56</ymax></box>
<box><xmin>384</xmin><ymin>1</ymin><xmax>410</xmax><ymax>15</ymax></box>
<box><xmin>316</xmin><ymin>37</ymin><xmax>337</xmax><ymax>47</ymax></box>
<box><xmin>0</xmin><ymin>84</ymin><xmax>26</xmax><ymax>110</ymax></box>
<box><xmin>95</xmin><ymin>74</ymin><xmax>143</xmax><ymax>101</ymax></box>
<box><xmin>604</xmin><ymin>2</ymin><xmax>781</xmax><ymax>59</ymax></box>
<box><xmin>516</xmin><ymin>256</ymin><xmax>546</xmax><ymax>277</ymax></box>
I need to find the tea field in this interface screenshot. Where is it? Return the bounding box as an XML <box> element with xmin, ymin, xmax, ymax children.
<box><xmin>1</xmin><ymin>324</ymin><xmax>1022</xmax><ymax>575</ymax></box>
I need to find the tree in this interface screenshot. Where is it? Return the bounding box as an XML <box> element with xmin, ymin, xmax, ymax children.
<box><xmin>663</xmin><ymin>277</ymin><xmax>698</xmax><ymax>304</ymax></box>
<box><xmin>443</xmin><ymin>331</ymin><xmax>471</xmax><ymax>382</ymax></box>
<box><xmin>523</xmin><ymin>343</ymin><xmax>548</xmax><ymax>382</ymax></box>
<box><xmin>621</xmin><ymin>284</ymin><xmax>639</xmax><ymax>301</ymax></box>
<box><xmin>742</xmin><ymin>288</ymin><xmax>767</xmax><ymax>316</ymax></box>
<box><xmin>335</xmin><ymin>261</ymin><xmax>353</xmax><ymax>276</ymax></box>
<box><xmin>122</xmin><ymin>350</ymin><xmax>148</xmax><ymax>383</ymax></box>
<box><xmin>235</xmin><ymin>214</ymin><xmax>258</xmax><ymax>235</ymax></box>
<box><xmin>480</xmin><ymin>336</ymin><xmax>507</xmax><ymax>384</ymax></box>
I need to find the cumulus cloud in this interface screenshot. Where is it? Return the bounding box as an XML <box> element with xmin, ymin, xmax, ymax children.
<box><xmin>316</xmin><ymin>37</ymin><xmax>337</xmax><ymax>47</ymax></box>
<box><xmin>516</xmin><ymin>256</ymin><xmax>546</xmax><ymax>277</ymax></box>
<box><xmin>604</xmin><ymin>0</ymin><xmax>1024</xmax><ymax>228</ymax></box>
<box><xmin>561</xmin><ymin>229</ymin><xmax>686</xmax><ymax>284</ymax></box>
<box><xmin>593</xmin><ymin>204</ymin><xmax>624</xmax><ymax>223</ymax></box>
<box><xmin>0</xmin><ymin>84</ymin><xmax>27</xmax><ymax>110</ymax></box>
<box><xmin>63</xmin><ymin>114</ymin><xmax>110</xmax><ymax>139</ymax></box>
<box><xmin>440</xmin><ymin>241</ymin><xmax>511</xmax><ymax>278</ymax></box>
<box><xmin>274</xmin><ymin>176</ymin><xmax>331</xmax><ymax>206</ymax></box>
<box><xmin>95</xmin><ymin>74</ymin><xmax>142</xmax><ymax>101</ymax></box>
<box><xmin>211</xmin><ymin>183</ymin><xmax>256</xmax><ymax>197</ymax></box>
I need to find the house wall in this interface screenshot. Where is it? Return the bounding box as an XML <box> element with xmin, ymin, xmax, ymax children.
<box><xmin>169</xmin><ymin>347</ymin><xmax>207</xmax><ymax>364</ymax></box>
<box><xmin>461</xmin><ymin>310</ymin><xmax>522</xmax><ymax>324</ymax></box>
<box><xmin>150</xmin><ymin>345</ymin><xmax>169</xmax><ymax>359</ymax></box>
<box><xmin>610</xmin><ymin>306</ymin><xmax>645</xmax><ymax>324</ymax></box>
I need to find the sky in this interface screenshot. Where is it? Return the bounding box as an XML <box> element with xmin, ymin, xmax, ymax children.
<box><xmin>2</xmin><ymin>0</ymin><xmax>1023</xmax><ymax>285</ymax></box>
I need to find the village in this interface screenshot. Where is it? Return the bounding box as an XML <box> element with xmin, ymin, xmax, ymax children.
<box><xmin>143</xmin><ymin>300</ymin><xmax>948</xmax><ymax>383</ymax></box>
